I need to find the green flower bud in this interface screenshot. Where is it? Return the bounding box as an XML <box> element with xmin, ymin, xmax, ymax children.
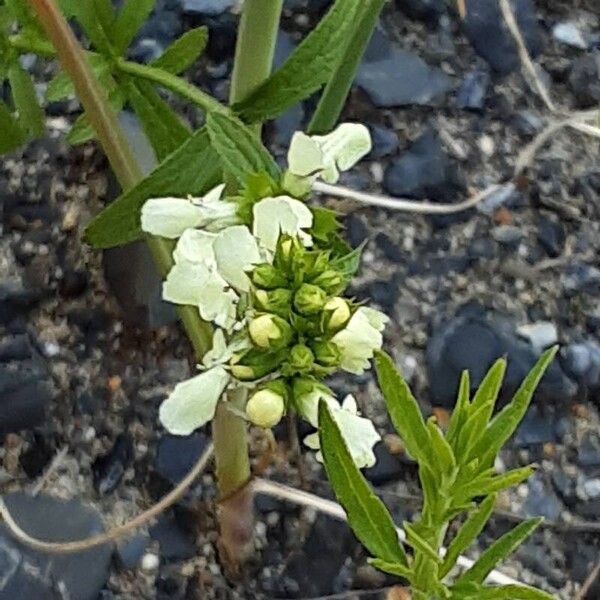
<box><xmin>255</xmin><ymin>288</ymin><xmax>292</xmax><ymax>317</ymax></box>
<box><xmin>294</xmin><ymin>283</ymin><xmax>327</xmax><ymax>315</ymax></box>
<box><xmin>312</xmin><ymin>340</ymin><xmax>341</xmax><ymax>367</ymax></box>
<box><xmin>311</xmin><ymin>270</ymin><xmax>344</xmax><ymax>294</ymax></box>
<box><xmin>288</xmin><ymin>344</ymin><xmax>315</xmax><ymax>372</ymax></box>
<box><xmin>323</xmin><ymin>297</ymin><xmax>351</xmax><ymax>331</ymax></box>
<box><xmin>230</xmin><ymin>349</ymin><xmax>286</xmax><ymax>381</ymax></box>
<box><xmin>252</xmin><ymin>264</ymin><xmax>288</xmax><ymax>290</ymax></box>
<box><xmin>246</xmin><ymin>389</ymin><xmax>285</xmax><ymax>428</ymax></box>
<box><xmin>249</xmin><ymin>314</ymin><xmax>293</xmax><ymax>350</ymax></box>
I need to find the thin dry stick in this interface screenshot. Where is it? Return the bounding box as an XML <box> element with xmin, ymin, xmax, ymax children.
<box><xmin>0</xmin><ymin>442</ymin><xmax>214</xmax><ymax>554</ymax></box>
<box><xmin>31</xmin><ymin>446</ymin><xmax>69</xmax><ymax>496</ymax></box>
<box><xmin>576</xmin><ymin>560</ymin><xmax>600</xmax><ymax>600</ymax></box>
<box><xmin>252</xmin><ymin>478</ymin><xmax>520</xmax><ymax>587</ymax></box>
<box><xmin>313</xmin><ymin>181</ymin><xmax>502</xmax><ymax>214</ymax></box>
<box><xmin>498</xmin><ymin>0</ymin><xmax>555</xmax><ymax>112</ymax></box>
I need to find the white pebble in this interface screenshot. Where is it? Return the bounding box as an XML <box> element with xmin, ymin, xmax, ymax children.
<box><xmin>141</xmin><ymin>553</ymin><xmax>159</xmax><ymax>572</ymax></box>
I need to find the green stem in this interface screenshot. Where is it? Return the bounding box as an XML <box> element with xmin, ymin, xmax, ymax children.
<box><xmin>27</xmin><ymin>0</ymin><xmax>213</xmax><ymax>360</ymax></box>
<box><xmin>307</xmin><ymin>0</ymin><xmax>385</xmax><ymax>134</ymax></box>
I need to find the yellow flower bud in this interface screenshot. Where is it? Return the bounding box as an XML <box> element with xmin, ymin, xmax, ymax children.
<box><xmin>248</xmin><ymin>314</ymin><xmax>292</xmax><ymax>350</ymax></box>
<box><xmin>324</xmin><ymin>297</ymin><xmax>351</xmax><ymax>330</ymax></box>
<box><xmin>246</xmin><ymin>389</ymin><xmax>285</xmax><ymax>428</ymax></box>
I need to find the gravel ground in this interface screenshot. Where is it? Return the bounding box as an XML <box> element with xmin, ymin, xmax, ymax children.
<box><xmin>1</xmin><ymin>0</ymin><xmax>599</xmax><ymax>599</ymax></box>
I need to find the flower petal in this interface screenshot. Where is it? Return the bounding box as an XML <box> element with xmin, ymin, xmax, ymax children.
<box><xmin>253</xmin><ymin>196</ymin><xmax>313</xmax><ymax>252</ymax></box>
<box><xmin>163</xmin><ymin>260</ymin><xmax>210</xmax><ymax>306</ymax></box>
<box><xmin>173</xmin><ymin>229</ymin><xmax>217</xmax><ymax>265</ymax></box>
<box><xmin>213</xmin><ymin>225</ymin><xmax>261</xmax><ymax>292</ymax></box>
<box><xmin>141</xmin><ymin>198</ymin><xmax>204</xmax><ymax>239</ymax></box>
<box><xmin>159</xmin><ymin>366</ymin><xmax>230</xmax><ymax>435</ymax></box>
<box><xmin>200</xmin><ymin>183</ymin><xmax>226</xmax><ymax>205</ymax></box>
<box><xmin>287</xmin><ymin>132</ymin><xmax>324</xmax><ymax>177</ymax></box>
<box><xmin>331</xmin><ymin>404</ymin><xmax>380</xmax><ymax>468</ymax></box>
<box><xmin>197</xmin><ymin>276</ymin><xmax>238</xmax><ymax>329</ymax></box>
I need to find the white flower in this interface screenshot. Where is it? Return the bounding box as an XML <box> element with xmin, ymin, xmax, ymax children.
<box><xmin>159</xmin><ymin>366</ymin><xmax>230</xmax><ymax>435</ymax></box>
<box><xmin>213</xmin><ymin>225</ymin><xmax>261</xmax><ymax>292</ymax></box>
<box><xmin>287</xmin><ymin>123</ymin><xmax>372</xmax><ymax>184</ymax></box>
<box><xmin>293</xmin><ymin>380</ymin><xmax>338</xmax><ymax>427</ymax></box>
<box><xmin>304</xmin><ymin>395</ymin><xmax>380</xmax><ymax>469</ymax></box>
<box><xmin>331</xmin><ymin>307</ymin><xmax>389</xmax><ymax>375</ymax></box>
<box><xmin>141</xmin><ymin>184</ymin><xmax>238</xmax><ymax>238</ymax></box>
<box><xmin>253</xmin><ymin>196</ymin><xmax>313</xmax><ymax>252</ymax></box>
<box><xmin>202</xmin><ymin>329</ymin><xmax>250</xmax><ymax>369</ymax></box>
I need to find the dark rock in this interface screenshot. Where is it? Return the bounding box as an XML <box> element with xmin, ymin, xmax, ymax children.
<box><xmin>456</xmin><ymin>70</ymin><xmax>490</xmax><ymax>111</ymax></box>
<box><xmin>154</xmin><ymin>433</ymin><xmax>209</xmax><ymax>485</ymax></box>
<box><xmin>375</xmin><ymin>232</ymin><xmax>404</xmax><ymax>262</ymax></box>
<box><xmin>116</xmin><ymin>534</ymin><xmax>149</xmax><ymax>570</ymax></box>
<box><xmin>204</xmin><ymin>15</ymin><xmax>238</xmax><ymax>61</ymax></box>
<box><xmin>182</xmin><ymin>0</ymin><xmax>235</xmax><ymax>16</ymax></box>
<box><xmin>537</xmin><ymin>216</ymin><xmax>565</xmax><ymax>258</ymax></box>
<box><xmin>383</xmin><ymin>129</ymin><xmax>464</xmax><ymax>203</ymax></box>
<box><xmin>578</xmin><ymin>435</ymin><xmax>600</xmax><ymax>469</ymax></box>
<box><xmin>92</xmin><ymin>433</ymin><xmax>133</xmax><ymax>495</ymax></box>
<box><xmin>395</xmin><ymin>0</ymin><xmax>446</xmax><ymax>26</ymax></box>
<box><xmin>365</xmin><ymin>279</ymin><xmax>399</xmax><ymax>312</ymax></box>
<box><xmin>524</xmin><ymin>474</ymin><xmax>563</xmax><ymax>521</ymax></box>
<box><xmin>345</xmin><ymin>214</ymin><xmax>368</xmax><ymax>248</ymax></box>
<box><xmin>561</xmin><ymin>343</ymin><xmax>600</xmax><ymax>389</ymax></box>
<box><xmin>511</xmin><ymin>110</ymin><xmax>544</xmax><ymax>137</ymax></box>
<box><xmin>0</xmin><ymin>280</ymin><xmax>44</xmax><ymax>325</ymax></box>
<box><xmin>368</xmin><ymin>124</ymin><xmax>399</xmax><ymax>159</ymax></box>
<box><xmin>462</xmin><ymin>0</ymin><xmax>543</xmax><ymax>75</ymax></box>
<box><xmin>562</xmin><ymin>264</ymin><xmax>600</xmax><ymax>296</ymax></box>
<box><xmin>468</xmin><ymin>237</ymin><xmax>497</xmax><ymax>259</ymax></box>
<box><xmin>150</xmin><ymin>515</ymin><xmax>196</xmax><ymax>561</ymax></box>
<box><xmin>357</xmin><ymin>29</ymin><xmax>451</xmax><ymax>107</ymax></box>
<box><xmin>364</xmin><ymin>443</ymin><xmax>405</xmax><ymax>484</ymax></box>
<box><xmin>0</xmin><ymin>492</ymin><xmax>111</xmax><ymax>600</ymax></box>
<box><xmin>0</xmin><ymin>334</ymin><xmax>32</xmax><ymax>362</ymax></box>
<box><xmin>59</xmin><ymin>268</ymin><xmax>89</xmax><ymax>299</ymax></box>
<box><xmin>492</xmin><ymin>225</ymin><xmax>523</xmax><ymax>247</ymax></box>
<box><xmin>426</xmin><ymin>305</ymin><xmax>576</xmax><ymax>408</ymax></box>
<box><xmin>514</xmin><ymin>407</ymin><xmax>557</xmax><ymax>447</ymax></box>
<box><xmin>568</xmin><ymin>53</ymin><xmax>600</xmax><ymax>108</ymax></box>
<box><xmin>19</xmin><ymin>434</ymin><xmax>53</xmax><ymax>478</ymax></box>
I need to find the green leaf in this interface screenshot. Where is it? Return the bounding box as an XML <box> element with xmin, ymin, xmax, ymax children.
<box><xmin>440</xmin><ymin>495</ymin><xmax>496</xmax><ymax>578</ymax></box>
<box><xmin>46</xmin><ymin>54</ymin><xmax>111</xmax><ymax>102</ymax></box>
<box><xmin>8</xmin><ymin>63</ymin><xmax>44</xmax><ymax>138</ymax></box>
<box><xmin>374</xmin><ymin>350</ymin><xmax>432</xmax><ymax>466</ymax></box>
<box><xmin>468</xmin><ymin>347</ymin><xmax>558</xmax><ymax>469</ymax></box>
<box><xmin>318</xmin><ymin>400</ymin><xmax>407</xmax><ymax>565</ymax></box>
<box><xmin>0</xmin><ymin>101</ymin><xmax>25</xmax><ymax>153</ymax></box>
<box><xmin>311</xmin><ymin>207</ymin><xmax>342</xmax><ymax>243</ymax></box>
<box><xmin>464</xmin><ymin>584</ymin><xmax>555</xmax><ymax>599</ymax></box>
<box><xmin>427</xmin><ymin>417</ymin><xmax>456</xmax><ymax>477</ymax></box>
<box><xmin>84</xmin><ymin>127</ymin><xmax>221</xmax><ymax>248</ymax></box>
<box><xmin>456</xmin><ymin>518</ymin><xmax>542</xmax><ymax>585</ymax></box>
<box><xmin>418</xmin><ymin>462</ymin><xmax>443</xmax><ymax>517</ymax></box>
<box><xmin>330</xmin><ymin>241</ymin><xmax>364</xmax><ymax>281</ymax></box>
<box><xmin>206</xmin><ymin>111</ymin><xmax>279</xmax><ymax>185</ymax></box>
<box><xmin>126</xmin><ymin>79</ymin><xmax>189</xmax><ymax>162</ymax></box>
<box><xmin>112</xmin><ymin>0</ymin><xmax>155</xmax><ymax>55</ymax></box>
<box><xmin>233</xmin><ymin>0</ymin><xmax>363</xmax><ymax>123</ymax></box>
<box><xmin>446</xmin><ymin>370</ymin><xmax>470</xmax><ymax>450</ymax></box>
<box><xmin>455</xmin><ymin>467</ymin><xmax>534</xmax><ymax>503</ymax></box>
<box><xmin>369</xmin><ymin>558</ymin><xmax>413</xmax><ymax>581</ymax></box>
<box><xmin>404</xmin><ymin>522</ymin><xmax>441</xmax><ymax>564</ymax></box>
<box><xmin>68</xmin><ymin>0</ymin><xmax>114</xmax><ymax>53</ymax></box>
<box><xmin>151</xmin><ymin>27</ymin><xmax>208</xmax><ymax>74</ymax></box>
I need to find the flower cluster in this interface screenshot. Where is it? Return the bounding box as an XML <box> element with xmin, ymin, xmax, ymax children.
<box><xmin>141</xmin><ymin>123</ymin><xmax>387</xmax><ymax>468</ymax></box>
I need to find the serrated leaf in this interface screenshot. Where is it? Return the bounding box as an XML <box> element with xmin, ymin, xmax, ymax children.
<box><xmin>151</xmin><ymin>27</ymin><xmax>208</xmax><ymax>74</ymax></box>
<box><xmin>468</xmin><ymin>347</ymin><xmax>558</xmax><ymax>469</ymax></box>
<box><xmin>455</xmin><ymin>467</ymin><xmax>534</xmax><ymax>504</ymax></box>
<box><xmin>311</xmin><ymin>207</ymin><xmax>342</xmax><ymax>242</ymax></box>
<box><xmin>113</xmin><ymin>0</ymin><xmax>155</xmax><ymax>55</ymax></box>
<box><xmin>440</xmin><ymin>495</ymin><xmax>496</xmax><ymax>578</ymax></box>
<box><xmin>369</xmin><ymin>558</ymin><xmax>413</xmax><ymax>581</ymax></box>
<box><xmin>8</xmin><ymin>63</ymin><xmax>44</xmax><ymax>137</ymax></box>
<box><xmin>46</xmin><ymin>54</ymin><xmax>111</xmax><ymax>102</ymax></box>
<box><xmin>84</xmin><ymin>127</ymin><xmax>221</xmax><ymax>248</ymax></box>
<box><xmin>456</xmin><ymin>518</ymin><xmax>542</xmax><ymax>586</ymax></box>
<box><xmin>0</xmin><ymin>101</ymin><xmax>25</xmax><ymax>153</ymax></box>
<box><xmin>318</xmin><ymin>400</ymin><xmax>408</xmax><ymax>565</ymax></box>
<box><xmin>126</xmin><ymin>79</ymin><xmax>189</xmax><ymax>161</ymax></box>
<box><xmin>374</xmin><ymin>350</ymin><xmax>432</xmax><ymax>467</ymax></box>
<box><xmin>330</xmin><ymin>241</ymin><xmax>364</xmax><ymax>281</ymax></box>
<box><xmin>465</xmin><ymin>584</ymin><xmax>555</xmax><ymax>599</ymax></box>
<box><xmin>233</xmin><ymin>0</ymin><xmax>363</xmax><ymax>123</ymax></box>
<box><xmin>446</xmin><ymin>370</ymin><xmax>470</xmax><ymax>450</ymax></box>
<box><xmin>206</xmin><ymin>111</ymin><xmax>279</xmax><ymax>185</ymax></box>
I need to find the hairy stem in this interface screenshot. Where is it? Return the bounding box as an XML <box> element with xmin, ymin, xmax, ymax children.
<box><xmin>27</xmin><ymin>0</ymin><xmax>213</xmax><ymax>358</ymax></box>
<box><xmin>308</xmin><ymin>0</ymin><xmax>385</xmax><ymax>134</ymax></box>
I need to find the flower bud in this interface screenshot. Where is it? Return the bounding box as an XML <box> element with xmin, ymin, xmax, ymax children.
<box><xmin>246</xmin><ymin>389</ymin><xmax>285</xmax><ymax>428</ymax></box>
<box><xmin>249</xmin><ymin>314</ymin><xmax>293</xmax><ymax>350</ymax></box>
<box><xmin>288</xmin><ymin>344</ymin><xmax>315</xmax><ymax>372</ymax></box>
<box><xmin>255</xmin><ymin>288</ymin><xmax>292</xmax><ymax>317</ymax></box>
<box><xmin>311</xmin><ymin>270</ymin><xmax>344</xmax><ymax>294</ymax></box>
<box><xmin>252</xmin><ymin>264</ymin><xmax>287</xmax><ymax>290</ymax></box>
<box><xmin>293</xmin><ymin>284</ymin><xmax>327</xmax><ymax>315</ymax></box>
<box><xmin>324</xmin><ymin>297</ymin><xmax>351</xmax><ymax>330</ymax></box>
<box><xmin>230</xmin><ymin>349</ymin><xmax>286</xmax><ymax>381</ymax></box>
<box><xmin>312</xmin><ymin>340</ymin><xmax>341</xmax><ymax>367</ymax></box>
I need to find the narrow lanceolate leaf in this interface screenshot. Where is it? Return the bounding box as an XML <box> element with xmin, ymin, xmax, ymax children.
<box><xmin>468</xmin><ymin>347</ymin><xmax>558</xmax><ymax>468</ymax></box>
<box><xmin>0</xmin><ymin>102</ymin><xmax>25</xmax><ymax>153</ymax></box>
<box><xmin>427</xmin><ymin>418</ymin><xmax>456</xmax><ymax>477</ymax></box>
<box><xmin>455</xmin><ymin>467</ymin><xmax>534</xmax><ymax>504</ymax></box>
<box><xmin>318</xmin><ymin>401</ymin><xmax>407</xmax><ymax>565</ymax></box>
<box><xmin>233</xmin><ymin>0</ymin><xmax>363</xmax><ymax>123</ymax></box>
<box><xmin>374</xmin><ymin>351</ymin><xmax>432</xmax><ymax>466</ymax></box>
<box><xmin>206</xmin><ymin>111</ymin><xmax>280</xmax><ymax>184</ymax></box>
<box><xmin>8</xmin><ymin>63</ymin><xmax>44</xmax><ymax>137</ymax></box>
<box><xmin>46</xmin><ymin>54</ymin><xmax>111</xmax><ymax>102</ymax></box>
<box><xmin>456</xmin><ymin>518</ymin><xmax>542</xmax><ymax>585</ymax></box>
<box><xmin>404</xmin><ymin>523</ymin><xmax>441</xmax><ymax>564</ymax></box>
<box><xmin>151</xmin><ymin>27</ymin><xmax>208</xmax><ymax>74</ymax></box>
<box><xmin>126</xmin><ymin>79</ymin><xmax>189</xmax><ymax>162</ymax></box>
<box><xmin>446</xmin><ymin>370</ymin><xmax>470</xmax><ymax>451</ymax></box>
<box><xmin>369</xmin><ymin>558</ymin><xmax>413</xmax><ymax>581</ymax></box>
<box><xmin>440</xmin><ymin>495</ymin><xmax>496</xmax><ymax>578</ymax></box>
<box><xmin>84</xmin><ymin>127</ymin><xmax>221</xmax><ymax>248</ymax></box>
<box><xmin>465</xmin><ymin>584</ymin><xmax>555</xmax><ymax>599</ymax></box>
<box><xmin>112</xmin><ymin>0</ymin><xmax>155</xmax><ymax>55</ymax></box>
<box><xmin>69</xmin><ymin>0</ymin><xmax>114</xmax><ymax>54</ymax></box>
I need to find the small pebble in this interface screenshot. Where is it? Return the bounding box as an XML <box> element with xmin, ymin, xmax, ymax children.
<box><xmin>141</xmin><ymin>553</ymin><xmax>160</xmax><ymax>572</ymax></box>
